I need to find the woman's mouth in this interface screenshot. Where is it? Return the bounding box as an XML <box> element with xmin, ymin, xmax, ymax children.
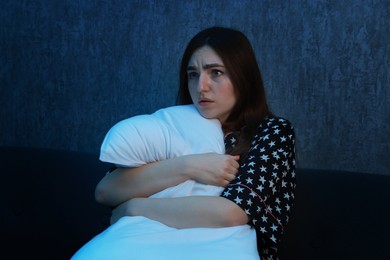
<box><xmin>198</xmin><ymin>98</ymin><xmax>213</xmax><ymax>106</ymax></box>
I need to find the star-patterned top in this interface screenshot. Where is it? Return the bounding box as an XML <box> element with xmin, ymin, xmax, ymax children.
<box><xmin>221</xmin><ymin>117</ymin><xmax>296</xmax><ymax>260</ymax></box>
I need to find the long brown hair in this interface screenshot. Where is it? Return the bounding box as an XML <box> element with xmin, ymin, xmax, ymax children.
<box><xmin>177</xmin><ymin>27</ymin><xmax>274</xmax><ymax>156</ymax></box>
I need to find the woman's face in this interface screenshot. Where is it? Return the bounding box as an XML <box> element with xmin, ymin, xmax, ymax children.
<box><xmin>187</xmin><ymin>46</ymin><xmax>236</xmax><ymax>124</ymax></box>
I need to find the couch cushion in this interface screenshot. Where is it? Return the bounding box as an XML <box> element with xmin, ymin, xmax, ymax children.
<box><xmin>278</xmin><ymin>169</ymin><xmax>390</xmax><ymax>260</ymax></box>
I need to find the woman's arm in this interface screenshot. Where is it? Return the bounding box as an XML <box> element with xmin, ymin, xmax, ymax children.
<box><xmin>221</xmin><ymin>118</ymin><xmax>296</xmax><ymax>259</ymax></box>
<box><xmin>111</xmin><ymin>196</ymin><xmax>250</xmax><ymax>229</ymax></box>
<box><xmin>95</xmin><ymin>153</ymin><xmax>240</xmax><ymax>207</ymax></box>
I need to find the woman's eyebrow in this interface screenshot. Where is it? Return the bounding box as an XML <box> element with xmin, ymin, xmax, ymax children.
<box><xmin>203</xmin><ymin>63</ymin><xmax>224</xmax><ymax>69</ymax></box>
<box><xmin>187</xmin><ymin>63</ymin><xmax>224</xmax><ymax>70</ymax></box>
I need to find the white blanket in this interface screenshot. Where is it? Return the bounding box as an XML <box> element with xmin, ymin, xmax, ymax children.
<box><xmin>72</xmin><ymin>105</ymin><xmax>259</xmax><ymax>259</ymax></box>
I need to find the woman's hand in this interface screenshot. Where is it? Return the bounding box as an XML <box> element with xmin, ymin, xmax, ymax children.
<box><xmin>183</xmin><ymin>153</ymin><xmax>240</xmax><ymax>187</ymax></box>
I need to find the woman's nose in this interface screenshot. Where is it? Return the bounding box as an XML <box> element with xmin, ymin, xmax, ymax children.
<box><xmin>198</xmin><ymin>73</ymin><xmax>210</xmax><ymax>92</ymax></box>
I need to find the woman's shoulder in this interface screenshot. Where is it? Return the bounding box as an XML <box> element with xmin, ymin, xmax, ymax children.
<box><xmin>250</xmin><ymin>117</ymin><xmax>295</xmax><ymax>145</ymax></box>
<box><xmin>257</xmin><ymin>116</ymin><xmax>294</xmax><ymax>132</ymax></box>
<box><xmin>248</xmin><ymin>117</ymin><xmax>295</xmax><ymax>152</ymax></box>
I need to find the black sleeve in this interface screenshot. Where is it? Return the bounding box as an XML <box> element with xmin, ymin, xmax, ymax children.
<box><xmin>220</xmin><ymin>118</ymin><xmax>296</xmax><ymax>259</ymax></box>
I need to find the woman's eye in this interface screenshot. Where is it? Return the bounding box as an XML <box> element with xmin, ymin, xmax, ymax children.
<box><xmin>212</xmin><ymin>70</ymin><xmax>223</xmax><ymax>76</ymax></box>
<box><xmin>187</xmin><ymin>71</ymin><xmax>199</xmax><ymax>79</ymax></box>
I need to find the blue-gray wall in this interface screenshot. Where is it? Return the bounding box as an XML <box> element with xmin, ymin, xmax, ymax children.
<box><xmin>1</xmin><ymin>0</ymin><xmax>389</xmax><ymax>175</ymax></box>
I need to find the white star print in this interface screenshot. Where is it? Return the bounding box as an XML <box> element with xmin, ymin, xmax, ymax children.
<box><xmin>250</xmin><ymin>191</ymin><xmax>257</xmax><ymax>198</ymax></box>
<box><xmin>248</xmin><ymin>161</ymin><xmax>256</xmax><ymax>167</ymax></box>
<box><xmin>270</xmin><ymin>224</ymin><xmax>278</xmax><ymax>231</ymax></box>
<box><xmin>261</xmin><ymin>154</ymin><xmax>270</xmax><ymax>162</ymax></box>
<box><xmin>234</xmin><ymin>196</ymin><xmax>243</xmax><ymax>204</ymax></box>
<box><xmin>236</xmin><ymin>186</ymin><xmax>244</xmax><ymax>193</ymax></box>
<box><xmin>259</xmin><ymin>176</ymin><xmax>266</xmax><ymax>184</ymax></box>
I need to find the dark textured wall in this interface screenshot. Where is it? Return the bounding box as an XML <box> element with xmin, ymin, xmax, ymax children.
<box><xmin>1</xmin><ymin>0</ymin><xmax>389</xmax><ymax>175</ymax></box>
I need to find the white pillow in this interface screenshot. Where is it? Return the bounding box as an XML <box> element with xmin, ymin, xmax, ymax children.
<box><xmin>71</xmin><ymin>106</ymin><xmax>258</xmax><ymax>260</ymax></box>
<box><xmin>100</xmin><ymin>104</ymin><xmax>225</xmax><ymax>167</ymax></box>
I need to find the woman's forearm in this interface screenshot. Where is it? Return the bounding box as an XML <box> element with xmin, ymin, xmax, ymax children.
<box><xmin>95</xmin><ymin>153</ymin><xmax>239</xmax><ymax>208</ymax></box>
<box><xmin>116</xmin><ymin>196</ymin><xmax>249</xmax><ymax>229</ymax></box>
<box><xmin>95</xmin><ymin>156</ymin><xmax>192</xmax><ymax>207</ymax></box>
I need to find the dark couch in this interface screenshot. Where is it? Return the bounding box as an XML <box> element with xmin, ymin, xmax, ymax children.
<box><xmin>2</xmin><ymin>146</ymin><xmax>390</xmax><ymax>260</ymax></box>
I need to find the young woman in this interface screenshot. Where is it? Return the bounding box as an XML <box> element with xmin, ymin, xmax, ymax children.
<box><xmin>73</xmin><ymin>27</ymin><xmax>296</xmax><ymax>260</ymax></box>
